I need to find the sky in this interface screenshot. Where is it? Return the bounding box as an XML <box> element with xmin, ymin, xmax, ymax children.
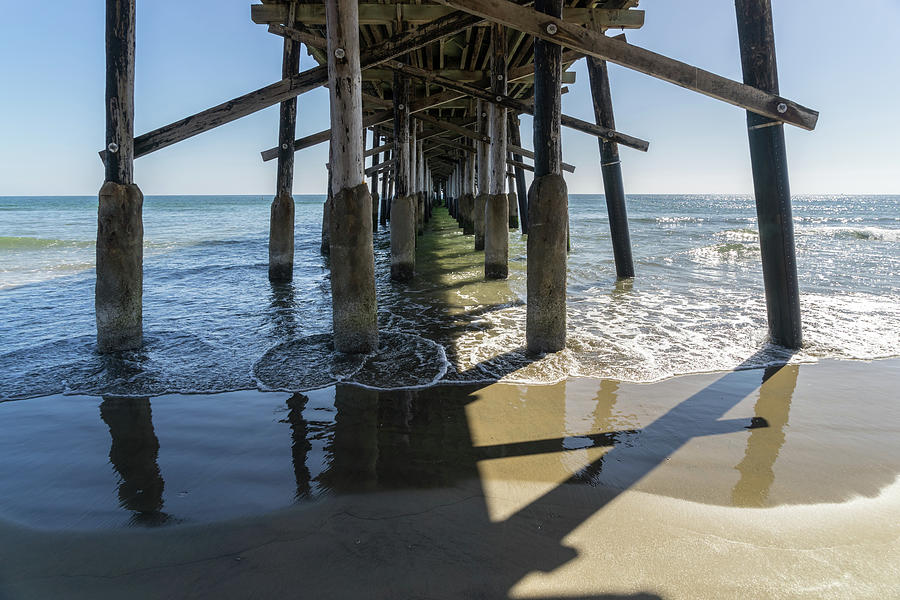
<box><xmin>0</xmin><ymin>0</ymin><xmax>898</xmax><ymax>196</ymax></box>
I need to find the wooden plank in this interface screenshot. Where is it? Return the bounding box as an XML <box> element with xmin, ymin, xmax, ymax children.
<box><xmin>437</xmin><ymin>0</ymin><xmax>818</xmax><ymax>130</ymax></box>
<box><xmin>102</xmin><ymin>11</ymin><xmax>482</xmax><ymax>162</ymax></box>
<box><xmin>252</xmin><ymin>3</ymin><xmax>644</xmax><ymax>29</ymax></box>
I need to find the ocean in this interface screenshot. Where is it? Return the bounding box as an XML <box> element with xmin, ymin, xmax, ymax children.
<box><xmin>1</xmin><ymin>194</ymin><xmax>898</xmax><ymax>401</ymax></box>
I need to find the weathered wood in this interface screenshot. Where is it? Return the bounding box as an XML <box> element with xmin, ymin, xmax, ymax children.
<box><xmin>276</xmin><ymin>28</ymin><xmax>300</xmax><ymax>198</ymax></box>
<box><xmin>508</xmin><ymin>143</ymin><xmax>575</xmax><ymax>173</ymax></box>
<box><xmin>270</xmin><ymin>11</ymin><xmax>301</xmax><ymax>283</ymax></box>
<box><xmin>489</xmin><ymin>23</ymin><xmax>508</xmax><ymax>196</ymax></box>
<box><xmin>261</xmin><ymin>89</ymin><xmax>462</xmax><ymax>160</ymax></box>
<box><xmin>253</xmin><ymin>3</ymin><xmax>644</xmax><ymax>28</ymax></box>
<box><xmin>101</xmin><ymin>11</ymin><xmax>482</xmax><ymax>162</ymax></box>
<box><xmin>104</xmin><ymin>0</ymin><xmax>135</xmax><ymax>184</ymax></box>
<box><xmin>508</xmin><ymin>113</ymin><xmax>529</xmax><ymax>233</ymax></box>
<box><xmin>327</xmin><ymin>0</ymin><xmax>377</xmax><ymax>353</ymax></box>
<box><xmin>527</xmin><ymin>0</ymin><xmax>567</xmax><ymax>354</ymax></box>
<box><xmin>587</xmin><ymin>55</ymin><xmax>634</xmax><ymax>279</ymax></box>
<box><xmin>736</xmin><ymin>0</ymin><xmax>802</xmax><ymax>348</ymax></box>
<box><xmin>394</xmin><ymin>70</ymin><xmax>411</xmax><ymax>196</ymax></box>
<box><xmin>384</xmin><ymin>58</ymin><xmax>648</xmax><ymax>151</ymax></box>
<box><xmin>413</xmin><ymin>112</ymin><xmax>488</xmax><ymax>144</ymax></box>
<box><xmin>437</xmin><ymin>0</ymin><xmax>818</xmax><ymax>130</ymax></box>
<box><xmin>533</xmin><ymin>0</ymin><xmax>563</xmax><ymax>177</ymax></box>
<box><xmin>327</xmin><ymin>0</ymin><xmax>364</xmax><ymax>193</ymax></box>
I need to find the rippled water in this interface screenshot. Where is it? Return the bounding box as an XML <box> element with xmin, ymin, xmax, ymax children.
<box><xmin>1</xmin><ymin>194</ymin><xmax>898</xmax><ymax>400</ymax></box>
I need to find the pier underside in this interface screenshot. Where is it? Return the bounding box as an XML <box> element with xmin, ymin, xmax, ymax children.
<box><xmin>96</xmin><ymin>0</ymin><xmax>817</xmax><ymax>353</ymax></box>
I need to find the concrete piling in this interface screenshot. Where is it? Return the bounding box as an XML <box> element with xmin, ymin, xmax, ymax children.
<box><xmin>526</xmin><ymin>174</ymin><xmax>568</xmax><ymax>353</ymax></box>
<box><xmin>96</xmin><ymin>181</ymin><xmax>143</xmax><ymax>353</ymax></box>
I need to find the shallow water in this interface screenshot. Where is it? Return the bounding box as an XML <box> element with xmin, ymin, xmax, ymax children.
<box><xmin>1</xmin><ymin>193</ymin><xmax>898</xmax><ymax>398</ymax></box>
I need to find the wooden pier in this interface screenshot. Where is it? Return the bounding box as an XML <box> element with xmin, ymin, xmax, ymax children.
<box><xmin>97</xmin><ymin>0</ymin><xmax>816</xmax><ymax>354</ymax></box>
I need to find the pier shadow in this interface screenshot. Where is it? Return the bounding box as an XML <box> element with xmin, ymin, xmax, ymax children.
<box><xmin>270</xmin><ymin>340</ymin><xmax>796</xmax><ymax>597</ymax></box>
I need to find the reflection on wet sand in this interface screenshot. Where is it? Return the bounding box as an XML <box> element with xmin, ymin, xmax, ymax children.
<box><xmin>99</xmin><ymin>396</ymin><xmax>166</xmax><ymax>525</ymax></box>
<box><xmin>732</xmin><ymin>364</ymin><xmax>797</xmax><ymax>506</ymax></box>
<box><xmin>283</xmin><ymin>392</ymin><xmax>312</xmax><ymax>499</ymax></box>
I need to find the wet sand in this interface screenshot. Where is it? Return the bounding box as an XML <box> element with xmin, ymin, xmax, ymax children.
<box><xmin>1</xmin><ymin>359</ymin><xmax>898</xmax><ymax>599</ymax></box>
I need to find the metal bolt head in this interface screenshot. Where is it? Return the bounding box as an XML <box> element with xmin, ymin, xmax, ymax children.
<box><xmin>546</xmin><ymin>23</ymin><xmax>558</xmax><ymax>35</ymax></box>
<box><xmin>281</xmin><ymin>143</ymin><xmax>289</xmax><ymax>150</ymax></box>
<box><xmin>398</xmin><ymin>103</ymin><xmax>405</xmax><ymax>111</ymax></box>
<box><xmin>107</xmin><ymin>142</ymin><xmax>119</xmax><ymax>154</ymax></box>
<box><xmin>496</xmin><ymin>95</ymin><xmax>502</xmax><ymax>102</ymax></box>
<box><xmin>496</xmin><ymin>74</ymin><xmax>504</xmax><ymax>81</ymax></box>
<box><xmin>334</xmin><ymin>47</ymin><xmax>346</xmax><ymax>59</ymax></box>
<box><xmin>776</xmin><ymin>102</ymin><xmax>788</xmax><ymax>114</ymax></box>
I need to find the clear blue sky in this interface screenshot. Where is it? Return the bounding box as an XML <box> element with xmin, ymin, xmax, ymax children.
<box><xmin>1</xmin><ymin>0</ymin><xmax>897</xmax><ymax>196</ymax></box>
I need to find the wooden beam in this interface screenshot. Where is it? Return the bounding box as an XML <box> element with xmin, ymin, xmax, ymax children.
<box><xmin>384</xmin><ymin>58</ymin><xmax>648</xmax><ymax>151</ymax></box>
<box><xmin>102</xmin><ymin>11</ymin><xmax>482</xmax><ymax>162</ymax></box>
<box><xmin>507</xmin><ymin>144</ymin><xmax>575</xmax><ymax>173</ymax></box>
<box><xmin>252</xmin><ymin>3</ymin><xmax>644</xmax><ymax>29</ymax></box>
<box><xmin>413</xmin><ymin>112</ymin><xmax>488</xmax><ymax>144</ymax></box>
<box><xmin>365</xmin><ymin>157</ymin><xmax>395</xmax><ymax>177</ymax></box>
<box><xmin>261</xmin><ymin>89</ymin><xmax>463</xmax><ymax>160</ymax></box>
<box><xmin>437</xmin><ymin>0</ymin><xmax>818</xmax><ymax>130</ymax></box>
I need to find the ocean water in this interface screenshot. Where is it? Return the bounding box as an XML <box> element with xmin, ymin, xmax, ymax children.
<box><xmin>0</xmin><ymin>194</ymin><xmax>898</xmax><ymax>400</ymax></box>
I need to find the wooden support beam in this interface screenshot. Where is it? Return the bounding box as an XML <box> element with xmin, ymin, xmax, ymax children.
<box><xmin>365</xmin><ymin>141</ymin><xmax>391</xmax><ymax>158</ymax></box>
<box><xmin>365</xmin><ymin>157</ymin><xmax>395</xmax><ymax>177</ymax></box>
<box><xmin>104</xmin><ymin>0</ymin><xmax>135</xmax><ymax>184</ymax></box>
<box><xmin>587</xmin><ymin>55</ymin><xmax>634</xmax><ymax>279</ymax></box>
<box><xmin>527</xmin><ymin>0</ymin><xmax>568</xmax><ymax>354</ymax></box>
<box><xmin>326</xmin><ymin>0</ymin><xmax>377</xmax><ymax>353</ymax></box>
<box><xmin>383</xmin><ymin>58</ymin><xmax>648</xmax><ymax>151</ymax></box>
<box><xmin>437</xmin><ymin>0</ymin><xmax>818</xmax><ymax>130</ymax></box>
<box><xmin>412</xmin><ymin>112</ymin><xmax>488</xmax><ymax>144</ymax></box>
<box><xmin>252</xmin><ymin>3</ymin><xmax>644</xmax><ymax>29</ymax></box>
<box><xmin>736</xmin><ymin>0</ymin><xmax>802</xmax><ymax>348</ymax></box>
<box><xmin>508</xmin><ymin>113</ymin><xmax>529</xmax><ymax>234</ymax></box>
<box><xmin>269</xmin><ymin>7</ymin><xmax>301</xmax><ymax>283</ymax></box>
<box><xmin>261</xmin><ymin>89</ymin><xmax>462</xmax><ymax>160</ymax></box>
<box><xmin>101</xmin><ymin>11</ymin><xmax>482</xmax><ymax>162</ymax></box>
<box><xmin>508</xmin><ymin>143</ymin><xmax>575</xmax><ymax>173</ymax></box>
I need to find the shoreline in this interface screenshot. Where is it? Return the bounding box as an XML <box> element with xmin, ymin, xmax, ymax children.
<box><xmin>1</xmin><ymin>357</ymin><xmax>897</xmax><ymax>598</ymax></box>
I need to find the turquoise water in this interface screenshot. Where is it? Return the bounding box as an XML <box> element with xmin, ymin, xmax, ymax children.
<box><xmin>0</xmin><ymin>194</ymin><xmax>898</xmax><ymax>400</ymax></box>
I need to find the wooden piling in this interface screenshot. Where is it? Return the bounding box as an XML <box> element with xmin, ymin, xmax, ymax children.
<box><xmin>735</xmin><ymin>0</ymin><xmax>802</xmax><ymax>348</ymax></box>
<box><xmin>326</xmin><ymin>0</ymin><xmax>377</xmax><ymax>353</ymax></box>
<box><xmin>390</xmin><ymin>68</ymin><xmax>416</xmax><ymax>281</ymax></box>
<box><xmin>474</xmin><ymin>99</ymin><xmax>489</xmax><ymax>251</ymax></box>
<box><xmin>269</xmin><ymin>13</ymin><xmax>301</xmax><ymax>282</ymax></box>
<box><xmin>527</xmin><ymin>0</ymin><xmax>568</xmax><ymax>354</ymax></box>
<box><xmin>508</xmin><ymin>113</ymin><xmax>529</xmax><ymax>234</ymax></box>
<box><xmin>97</xmin><ymin>0</ymin><xmax>142</xmax><ymax>353</ymax></box>
<box><xmin>484</xmin><ymin>24</ymin><xmax>509</xmax><ymax>279</ymax></box>
<box><xmin>369</xmin><ymin>128</ymin><xmax>380</xmax><ymax>232</ymax></box>
<box><xmin>586</xmin><ymin>56</ymin><xmax>634</xmax><ymax>279</ymax></box>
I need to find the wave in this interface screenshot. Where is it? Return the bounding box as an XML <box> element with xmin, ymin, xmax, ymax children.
<box><xmin>799</xmin><ymin>226</ymin><xmax>900</xmax><ymax>241</ymax></box>
<box><xmin>0</xmin><ymin>236</ymin><xmax>93</xmax><ymax>250</ymax></box>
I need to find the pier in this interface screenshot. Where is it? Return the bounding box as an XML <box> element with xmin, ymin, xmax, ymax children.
<box><xmin>97</xmin><ymin>0</ymin><xmax>817</xmax><ymax>354</ymax></box>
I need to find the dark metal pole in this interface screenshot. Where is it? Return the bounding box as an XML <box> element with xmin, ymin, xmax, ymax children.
<box><xmin>586</xmin><ymin>56</ymin><xmax>634</xmax><ymax>279</ymax></box>
<box><xmin>735</xmin><ymin>0</ymin><xmax>802</xmax><ymax>348</ymax></box>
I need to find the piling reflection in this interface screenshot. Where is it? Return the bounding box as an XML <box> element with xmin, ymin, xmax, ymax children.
<box><xmin>283</xmin><ymin>392</ymin><xmax>312</xmax><ymax>499</ymax></box>
<box><xmin>731</xmin><ymin>364</ymin><xmax>798</xmax><ymax>506</ymax></box>
<box><xmin>99</xmin><ymin>396</ymin><xmax>167</xmax><ymax>525</ymax></box>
